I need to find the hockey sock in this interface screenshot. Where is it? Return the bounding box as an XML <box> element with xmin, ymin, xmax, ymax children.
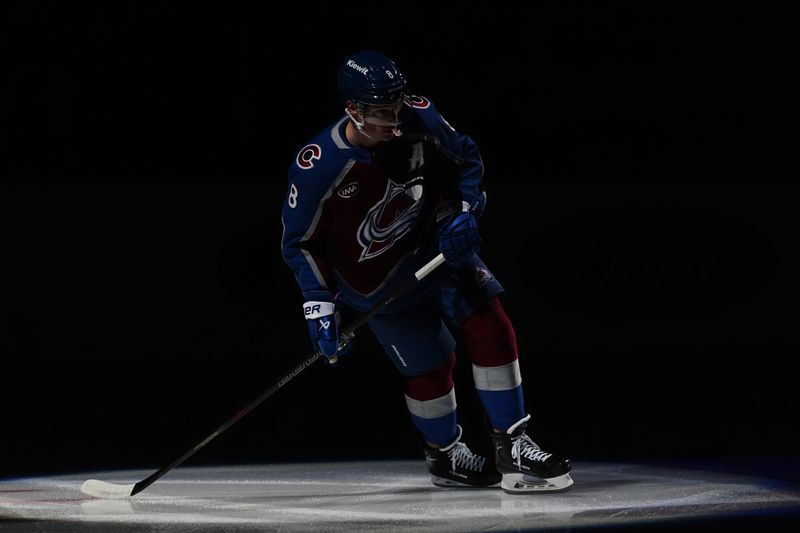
<box><xmin>461</xmin><ymin>297</ymin><xmax>525</xmax><ymax>431</ymax></box>
<box><xmin>404</xmin><ymin>353</ymin><xmax>458</xmax><ymax>446</ymax></box>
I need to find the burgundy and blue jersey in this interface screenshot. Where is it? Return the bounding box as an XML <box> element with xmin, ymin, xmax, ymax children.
<box><xmin>281</xmin><ymin>96</ymin><xmax>484</xmax><ymax>310</ymax></box>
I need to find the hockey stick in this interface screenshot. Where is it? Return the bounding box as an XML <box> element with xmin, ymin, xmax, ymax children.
<box><xmin>80</xmin><ymin>252</ymin><xmax>446</xmax><ymax>499</ymax></box>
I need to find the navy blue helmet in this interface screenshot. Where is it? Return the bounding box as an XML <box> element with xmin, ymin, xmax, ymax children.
<box><xmin>337</xmin><ymin>51</ymin><xmax>407</xmax><ymax>106</ymax></box>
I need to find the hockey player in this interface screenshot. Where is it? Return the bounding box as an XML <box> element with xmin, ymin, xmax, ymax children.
<box><xmin>281</xmin><ymin>51</ymin><xmax>572</xmax><ymax>493</ymax></box>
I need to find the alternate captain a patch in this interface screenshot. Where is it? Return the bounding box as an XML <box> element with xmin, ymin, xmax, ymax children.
<box><xmin>296</xmin><ymin>144</ymin><xmax>322</xmax><ymax>170</ymax></box>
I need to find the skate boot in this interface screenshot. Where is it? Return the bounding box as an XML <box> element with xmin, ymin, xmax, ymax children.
<box><xmin>423</xmin><ymin>425</ymin><xmax>501</xmax><ymax>488</ymax></box>
<box><xmin>490</xmin><ymin>414</ymin><xmax>573</xmax><ymax>494</ymax></box>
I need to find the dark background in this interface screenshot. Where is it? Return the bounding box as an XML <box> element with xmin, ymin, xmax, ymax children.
<box><xmin>1</xmin><ymin>3</ymin><xmax>796</xmax><ymax>480</ymax></box>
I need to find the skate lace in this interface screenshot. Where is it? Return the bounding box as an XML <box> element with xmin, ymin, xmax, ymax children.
<box><xmin>446</xmin><ymin>442</ymin><xmax>486</xmax><ymax>472</ymax></box>
<box><xmin>512</xmin><ymin>433</ymin><xmax>552</xmax><ymax>468</ymax></box>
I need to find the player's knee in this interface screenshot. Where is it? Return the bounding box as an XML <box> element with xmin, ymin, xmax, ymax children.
<box><xmin>404</xmin><ymin>352</ymin><xmax>456</xmax><ymax>400</ymax></box>
<box><xmin>461</xmin><ymin>296</ymin><xmax>518</xmax><ymax>367</ymax></box>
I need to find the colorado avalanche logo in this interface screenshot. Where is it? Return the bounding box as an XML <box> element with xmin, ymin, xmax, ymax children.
<box><xmin>475</xmin><ymin>267</ymin><xmax>494</xmax><ymax>288</ymax></box>
<box><xmin>357</xmin><ymin>178</ymin><xmax>425</xmax><ymax>261</ymax></box>
<box><xmin>407</xmin><ymin>95</ymin><xmax>431</xmax><ymax>109</ymax></box>
<box><xmin>296</xmin><ymin>144</ymin><xmax>321</xmax><ymax>170</ymax></box>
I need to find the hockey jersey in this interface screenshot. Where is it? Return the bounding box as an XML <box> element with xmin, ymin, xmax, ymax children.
<box><xmin>281</xmin><ymin>96</ymin><xmax>484</xmax><ymax>311</ymax></box>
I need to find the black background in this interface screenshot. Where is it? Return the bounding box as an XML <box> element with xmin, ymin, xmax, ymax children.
<box><xmin>2</xmin><ymin>3</ymin><xmax>797</xmax><ymax>480</ymax></box>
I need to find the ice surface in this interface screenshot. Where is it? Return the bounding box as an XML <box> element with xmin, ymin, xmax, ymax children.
<box><xmin>1</xmin><ymin>460</ymin><xmax>798</xmax><ymax>532</ymax></box>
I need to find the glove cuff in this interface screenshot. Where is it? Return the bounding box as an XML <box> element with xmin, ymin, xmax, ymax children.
<box><xmin>302</xmin><ymin>289</ymin><xmax>334</xmax><ymax>301</ymax></box>
<box><xmin>435</xmin><ymin>200</ymin><xmax>470</xmax><ymax>224</ymax></box>
<box><xmin>303</xmin><ymin>301</ymin><xmax>335</xmax><ymax>319</ymax></box>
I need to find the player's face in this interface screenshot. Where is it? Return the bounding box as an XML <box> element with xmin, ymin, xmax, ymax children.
<box><xmin>361</xmin><ymin>100</ymin><xmax>402</xmax><ymax>141</ymax></box>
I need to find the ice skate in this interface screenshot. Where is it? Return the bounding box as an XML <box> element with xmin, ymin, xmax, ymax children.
<box><xmin>423</xmin><ymin>425</ymin><xmax>501</xmax><ymax>488</ymax></box>
<box><xmin>490</xmin><ymin>414</ymin><xmax>573</xmax><ymax>494</ymax></box>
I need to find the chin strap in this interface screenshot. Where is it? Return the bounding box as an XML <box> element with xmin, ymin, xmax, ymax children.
<box><xmin>345</xmin><ymin>106</ymin><xmax>366</xmax><ymax>130</ymax></box>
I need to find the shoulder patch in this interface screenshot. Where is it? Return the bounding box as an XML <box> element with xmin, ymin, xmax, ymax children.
<box><xmin>407</xmin><ymin>95</ymin><xmax>431</xmax><ymax>109</ymax></box>
<box><xmin>296</xmin><ymin>144</ymin><xmax>322</xmax><ymax>170</ymax></box>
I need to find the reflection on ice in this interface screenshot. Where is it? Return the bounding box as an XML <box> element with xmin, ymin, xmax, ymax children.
<box><xmin>80</xmin><ymin>499</ymin><xmax>134</xmax><ymax>515</ymax></box>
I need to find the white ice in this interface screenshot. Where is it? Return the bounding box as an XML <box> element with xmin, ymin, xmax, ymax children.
<box><xmin>1</xmin><ymin>460</ymin><xmax>798</xmax><ymax>532</ymax></box>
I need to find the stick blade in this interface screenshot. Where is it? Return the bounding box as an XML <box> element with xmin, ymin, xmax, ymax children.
<box><xmin>81</xmin><ymin>479</ymin><xmax>135</xmax><ymax>499</ymax></box>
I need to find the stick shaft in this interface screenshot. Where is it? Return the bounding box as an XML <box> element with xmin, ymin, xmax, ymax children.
<box><xmin>132</xmin><ymin>352</ymin><xmax>320</xmax><ymax>495</ymax></box>
<box><xmin>130</xmin><ymin>253</ymin><xmax>445</xmax><ymax>496</ymax></box>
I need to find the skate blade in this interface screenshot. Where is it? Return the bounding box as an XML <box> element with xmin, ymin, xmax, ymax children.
<box><xmin>501</xmin><ymin>473</ymin><xmax>573</xmax><ymax>494</ymax></box>
<box><xmin>431</xmin><ymin>475</ymin><xmax>500</xmax><ymax>488</ymax></box>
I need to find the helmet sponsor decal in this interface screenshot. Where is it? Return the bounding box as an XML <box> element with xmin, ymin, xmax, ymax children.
<box><xmin>346</xmin><ymin>59</ymin><xmax>369</xmax><ymax>76</ymax></box>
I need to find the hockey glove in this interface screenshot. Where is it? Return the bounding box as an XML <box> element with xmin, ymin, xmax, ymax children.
<box><xmin>303</xmin><ymin>291</ymin><xmax>352</xmax><ymax>364</ymax></box>
<box><xmin>438</xmin><ymin>204</ymin><xmax>480</xmax><ymax>267</ymax></box>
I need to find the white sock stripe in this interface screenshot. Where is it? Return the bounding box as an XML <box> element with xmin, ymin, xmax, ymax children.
<box><xmin>404</xmin><ymin>389</ymin><xmax>457</xmax><ymax>419</ymax></box>
<box><xmin>472</xmin><ymin>360</ymin><xmax>522</xmax><ymax>391</ymax></box>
